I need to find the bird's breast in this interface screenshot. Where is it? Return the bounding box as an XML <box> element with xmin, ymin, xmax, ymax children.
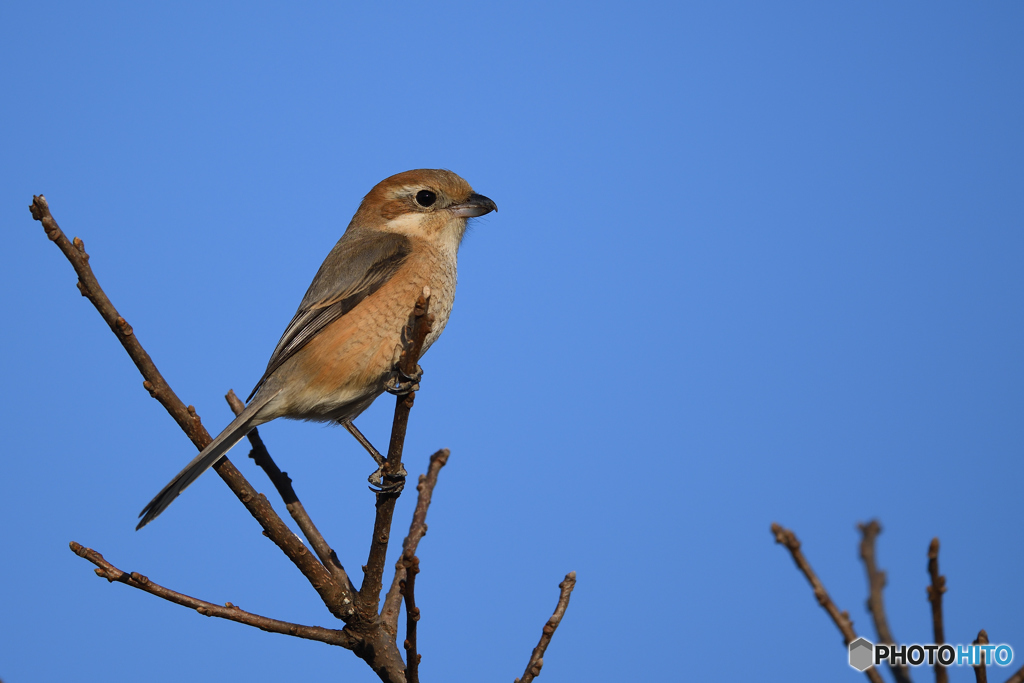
<box><xmin>270</xmin><ymin>246</ymin><xmax>457</xmax><ymax>422</ymax></box>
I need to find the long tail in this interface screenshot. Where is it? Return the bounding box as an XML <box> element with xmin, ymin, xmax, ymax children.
<box><xmin>136</xmin><ymin>390</ymin><xmax>278</xmax><ymax>530</ymax></box>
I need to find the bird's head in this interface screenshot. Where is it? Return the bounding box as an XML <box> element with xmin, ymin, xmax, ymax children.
<box><xmin>351</xmin><ymin>169</ymin><xmax>497</xmax><ymax>247</ymax></box>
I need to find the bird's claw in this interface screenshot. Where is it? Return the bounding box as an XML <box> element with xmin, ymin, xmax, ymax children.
<box><xmin>385</xmin><ymin>365</ymin><xmax>423</xmax><ymax>395</ymax></box>
<box><xmin>385</xmin><ymin>379</ymin><xmax>419</xmax><ymax>395</ymax></box>
<box><xmin>399</xmin><ymin>364</ymin><xmax>424</xmax><ymax>383</ymax></box>
<box><xmin>368</xmin><ymin>464</ymin><xmax>407</xmax><ymax>494</ymax></box>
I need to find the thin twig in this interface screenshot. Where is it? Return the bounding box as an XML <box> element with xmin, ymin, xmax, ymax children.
<box><xmin>69</xmin><ymin>542</ymin><xmax>357</xmax><ymax>648</ymax></box>
<box><xmin>401</xmin><ymin>555</ymin><xmax>421</xmax><ymax>683</ymax></box>
<box><xmin>514</xmin><ymin>571</ymin><xmax>577</xmax><ymax>683</ymax></box>
<box><xmin>771</xmin><ymin>523</ymin><xmax>885</xmax><ymax>683</ymax></box>
<box><xmin>29</xmin><ymin>196</ymin><xmax>204</xmax><ymax>442</ymax></box>
<box><xmin>382</xmin><ymin>448</ymin><xmax>450</xmax><ymax>636</ymax></box>
<box><xmin>973</xmin><ymin>629</ymin><xmax>988</xmax><ymax>683</ymax></box>
<box><xmin>859</xmin><ymin>521</ymin><xmax>912</xmax><ymax>683</ymax></box>
<box><xmin>927</xmin><ymin>538</ymin><xmax>948</xmax><ymax>683</ymax></box>
<box><xmin>1004</xmin><ymin>666</ymin><xmax>1024</xmax><ymax>683</ymax></box>
<box><xmin>30</xmin><ymin>196</ymin><xmax>355</xmax><ymax>621</ymax></box>
<box><xmin>359</xmin><ymin>289</ymin><xmax>434</xmax><ymax>609</ymax></box>
<box><xmin>225</xmin><ymin>390</ymin><xmax>353</xmax><ymax>592</ymax></box>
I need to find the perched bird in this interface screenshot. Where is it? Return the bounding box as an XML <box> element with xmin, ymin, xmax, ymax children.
<box><xmin>137</xmin><ymin>169</ymin><xmax>496</xmax><ymax>529</ymax></box>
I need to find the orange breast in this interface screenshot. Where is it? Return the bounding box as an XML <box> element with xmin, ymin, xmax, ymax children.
<box><xmin>277</xmin><ymin>244</ymin><xmax>456</xmax><ymax>421</ymax></box>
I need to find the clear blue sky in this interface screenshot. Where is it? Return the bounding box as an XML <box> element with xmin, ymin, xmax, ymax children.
<box><xmin>2</xmin><ymin>2</ymin><xmax>1022</xmax><ymax>681</ymax></box>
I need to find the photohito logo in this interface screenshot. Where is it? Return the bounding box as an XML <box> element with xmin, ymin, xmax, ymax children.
<box><xmin>849</xmin><ymin>637</ymin><xmax>1014</xmax><ymax>672</ymax></box>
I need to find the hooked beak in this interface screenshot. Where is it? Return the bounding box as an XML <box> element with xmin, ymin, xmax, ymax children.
<box><xmin>449</xmin><ymin>193</ymin><xmax>498</xmax><ymax>218</ymax></box>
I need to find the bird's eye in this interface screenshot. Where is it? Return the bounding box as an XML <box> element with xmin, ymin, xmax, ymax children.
<box><xmin>415</xmin><ymin>190</ymin><xmax>437</xmax><ymax>207</ymax></box>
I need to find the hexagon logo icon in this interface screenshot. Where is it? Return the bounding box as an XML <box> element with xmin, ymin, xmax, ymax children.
<box><xmin>849</xmin><ymin>637</ymin><xmax>874</xmax><ymax>671</ymax></box>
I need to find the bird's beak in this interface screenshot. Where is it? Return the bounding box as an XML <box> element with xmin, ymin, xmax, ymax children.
<box><xmin>449</xmin><ymin>193</ymin><xmax>498</xmax><ymax>218</ymax></box>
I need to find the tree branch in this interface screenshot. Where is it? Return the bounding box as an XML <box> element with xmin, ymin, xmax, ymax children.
<box><xmin>225</xmin><ymin>390</ymin><xmax>353</xmax><ymax>592</ymax></box>
<box><xmin>1004</xmin><ymin>666</ymin><xmax>1024</xmax><ymax>683</ymax></box>
<box><xmin>927</xmin><ymin>537</ymin><xmax>948</xmax><ymax>683</ymax></box>
<box><xmin>359</xmin><ymin>289</ymin><xmax>434</xmax><ymax>611</ymax></box>
<box><xmin>771</xmin><ymin>523</ymin><xmax>885</xmax><ymax>683</ymax></box>
<box><xmin>973</xmin><ymin>629</ymin><xmax>988</xmax><ymax>683</ymax></box>
<box><xmin>858</xmin><ymin>520</ymin><xmax>912</xmax><ymax>683</ymax></box>
<box><xmin>382</xmin><ymin>448</ymin><xmax>449</xmax><ymax>636</ymax></box>
<box><xmin>69</xmin><ymin>541</ymin><xmax>357</xmax><ymax>648</ymax></box>
<box><xmin>30</xmin><ymin>195</ymin><xmax>355</xmax><ymax>621</ymax></box>
<box><xmin>29</xmin><ymin>195</ymin><xmax>204</xmax><ymax>442</ymax></box>
<box><xmin>38</xmin><ymin>196</ymin><xmax>575</xmax><ymax>683</ymax></box>
<box><xmin>401</xmin><ymin>555</ymin><xmax>421</xmax><ymax>683</ymax></box>
<box><xmin>514</xmin><ymin>571</ymin><xmax>577</xmax><ymax>683</ymax></box>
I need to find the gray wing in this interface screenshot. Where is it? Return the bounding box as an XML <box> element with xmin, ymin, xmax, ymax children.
<box><xmin>247</xmin><ymin>230</ymin><xmax>412</xmax><ymax>401</ymax></box>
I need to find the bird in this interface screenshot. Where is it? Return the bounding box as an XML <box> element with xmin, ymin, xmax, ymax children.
<box><xmin>137</xmin><ymin>169</ymin><xmax>496</xmax><ymax>529</ymax></box>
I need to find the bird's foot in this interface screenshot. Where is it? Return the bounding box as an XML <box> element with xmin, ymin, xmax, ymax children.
<box><xmin>368</xmin><ymin>463</ymin><xmax>408</xmax><ymax>494</ymax></box>
<box><xmin>385</xmin><ymin>364</ymin><xmax>423</xmax><ymax>396</ymax></box>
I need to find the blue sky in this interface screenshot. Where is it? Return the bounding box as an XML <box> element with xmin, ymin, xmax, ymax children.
<box><xmin>2</xmin><ymin>2</ymin><xmax>1022</xmax><ymax>681</ymax></box>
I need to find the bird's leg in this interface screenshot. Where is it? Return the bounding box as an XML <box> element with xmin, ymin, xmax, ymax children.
<box><xmin>384</xmin><ymin>363</ymin><xmax>423</xmax><ymax>396</ymax></box>
<box><xmin>340</xmin><ymin>419</ymin><xmax>407</xmax><ymax>492</ymax></box>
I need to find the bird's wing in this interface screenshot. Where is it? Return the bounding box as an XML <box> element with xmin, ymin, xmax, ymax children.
<box><xmin>246</xmin><ymin>231</ymin><xmax>412</xmax><ymax>401</ymax></box>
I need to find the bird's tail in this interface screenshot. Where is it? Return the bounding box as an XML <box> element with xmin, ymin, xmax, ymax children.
<box><xmin>136</xmin><ymin>390</ymin><xmax>278</xmax><ymax>530</ymax></box>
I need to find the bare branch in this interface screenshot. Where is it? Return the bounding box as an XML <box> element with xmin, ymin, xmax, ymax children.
<box><xmin>514</xmin><ymin>571</ymin><xmax>577</xmax><ymax>683</ymax></box>
<box><xmin>29</xmin><ymin>195</ymin><xmax>204</xmax><ymax>441</ymax></box>
<box><xmin>771</xmin><ymin>523</ymin><xmax>885</xmax><ymax>683</ymax></box>
<box><xmin>40</xmin><ymin>197</ymin><xmax>576</xmax><ymax>683</ymax></box>
<box><xmin>69</xmin><ymin>542</ymin><xmax>357</xmax><ymax>648</ymax></box>
<box><xmin>225</xmin><ymin>390</ymin><xmax>353</xmax><ymax>592</ymax></box>
<box><xmin>927</xmin><ymin>537</ymin><xmax>948</xmax><ymax>683</ymax></box>
<box><xmin>401</xmin><ymin>556</ymin><xmax>422</xmax><ymax>683</ymax></box>
<box><xmin>382</xmin><ymin>448</ymin><xmax>450</xmax><ymax>635</ymax></box>
<box><xmin>1004</xmin><ymin>666</ymin><xmax>1024</xmax><ymax>683</ymax></box>
<box><xmin>973</xmin><ymin>629</ymin><xmax>989</xmax><ymax>683</ymax></box>
<box><xmin>359</xmin><ymin>289</ymin><xmax>434</xmax><ymax>610</ymax></box>
<box><xmin>858</xmin><ymin>520</ymin><xmax>912</xmax><ymax>683</ymax></box>
<box><xmin>30</xmin><ymin>196</ymin><xmax>355</xmax><ymax>621</ymax></box>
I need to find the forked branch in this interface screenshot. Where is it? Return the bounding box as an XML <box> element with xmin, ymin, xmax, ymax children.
<box><xmin>37</xmin><ymin>195</ymin><xmax>577</xmax><ymax>683</ymax></box>
<box><xmin>778</xmin><ymin>523</ymin><xmax>1024</xmax><ymax>683</ymax></box>
<box><xmin>30</xmin><ymin>195</ymin><xmax>355</xmax><ymax>620</ymax></box>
